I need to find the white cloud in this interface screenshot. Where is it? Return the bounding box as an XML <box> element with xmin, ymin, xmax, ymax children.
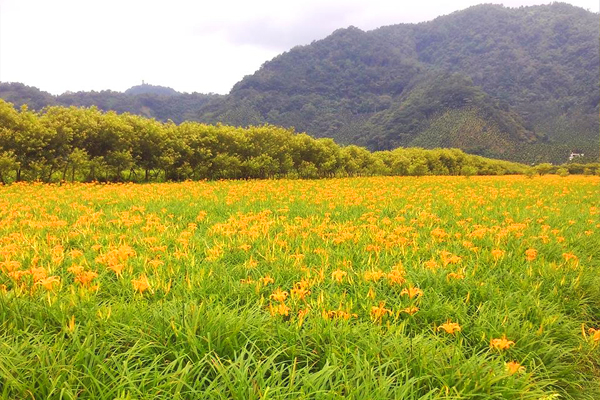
<box><xmin>0</xmin><ymin>0</ymin><xmax>597</xmax><ymax>95</ymax></box>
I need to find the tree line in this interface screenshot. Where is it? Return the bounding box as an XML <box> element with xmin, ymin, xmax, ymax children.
<box><xmin>0</xmin><ymin>99</ymin><xmax>590</xmax><ymax>184</ymax></box>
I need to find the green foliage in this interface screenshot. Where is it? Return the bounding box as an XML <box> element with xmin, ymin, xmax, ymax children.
<box><xmin>536</xmin><ymin>163</ymin><xmax>554</xmax><ymax>175</ymax></box>
<box><xmin>556</xmin><ymin>167</ymin><xmax>569</xmax><ymax>177</ymax></box>
<box><xmin>0</xmin><ymin>99</ymin><xmax>530</xmax><ymax>183</ymax></box>
<box><xmin>524</xmin><ymin>168</ymin><xmax>537</xmax><ymax>179</ymax></box>
<box><xmin>0</xmin><ymin>151</ymin><xmax>19</xmax><ymax>183</ymax></box>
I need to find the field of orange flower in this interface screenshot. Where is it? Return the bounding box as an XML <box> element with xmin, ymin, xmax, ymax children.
<box><xmin>0</xmin><ymin>175</ymin><xmax>599</xmax><ymax>399</ymax></box>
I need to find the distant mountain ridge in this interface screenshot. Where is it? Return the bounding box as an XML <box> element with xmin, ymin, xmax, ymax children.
<box><xmin>0</xmin><ymin>82</ymin><xmax>221</xmax><ymax>122</ymax></box>
<box><xmin>1</xmin><ymin>2</ymin><xmax>598</xmax><ymax>163</ymax></box>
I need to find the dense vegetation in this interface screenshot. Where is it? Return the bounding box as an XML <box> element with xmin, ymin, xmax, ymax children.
<box><xmin>1</xmin><ymin>3</ymin><xmax>597</xmax><ymax>164</ymax></box>
<box><xmin>0</xmin><ymin>99</ymin><xmax>533</xmax><ymax>183</ymax></box>
<box><xmin>0</xmin><ymin>82</ymin><xmax>221</xmax><ymax>123</ymax></box>
<box><xmin>200</xmin><ymin>3</ymin><xmax>598</xmax><ymax>164</ymax></box>
<box><xmin>1</xmin><ymin>176</ymin><xmax>599</xmax><ymax>399</ymax></box>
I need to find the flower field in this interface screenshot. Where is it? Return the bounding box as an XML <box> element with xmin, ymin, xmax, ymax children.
<box><xmin>0</xmin><ymin>175</ymin><xmax>599</xmax><ymax>399</ymax></box>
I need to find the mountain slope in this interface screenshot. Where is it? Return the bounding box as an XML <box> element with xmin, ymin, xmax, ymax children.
<box><xmin>0</xmin><ymin>82</ymin><xmax>222</xmax><ymax>123</ymax></box>
<box><xmin>197</xmin><ymin>3</ymin><xmax>599</xmax><ymax>163</ymax></box>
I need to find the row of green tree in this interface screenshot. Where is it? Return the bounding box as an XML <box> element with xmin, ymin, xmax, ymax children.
<box><xmin>531</xmin><ymin>162</ymin><xmax>600</xmax><ymax>177</ymax></box>
<box><xmin>0</xmin><ymin>100</ymin><xmax>589</xmax><ymax>184</ymax></box>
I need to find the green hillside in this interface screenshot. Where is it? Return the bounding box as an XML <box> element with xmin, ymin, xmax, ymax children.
<box><xmin>0</xmin><ymin>82</ymin><xmax>222</xmax><ymax>123</ymax></box>
<box><xmin>197</xmin><ymin>3</ymin><xmax>598</xmax><ymax>163</ymax></box>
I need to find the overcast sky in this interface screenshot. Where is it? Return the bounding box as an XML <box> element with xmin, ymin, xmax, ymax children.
<box><xmin>0</xmin><ymin>0</ymin><xmax>597</xmax><ymax>95</ymax></box>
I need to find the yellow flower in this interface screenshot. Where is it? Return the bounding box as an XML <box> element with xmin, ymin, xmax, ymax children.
<box><xmin>67</xmin><ymin>265</ymin><xmax>85</xmax><ymax>275</ymax></box>
<box><xmin>269</xmin><ymin>302</ymin><xmax>290</xmax><ymax>316</ymax></box>
<box><xmin>525</xmin><ymin>248</ymin><xmax>537</xmax><ymax>261</ymax></box>
<box><xmin>107</xmin><ymin>263</ymin><xmax>125</xmax><ymax>276</ymax></box>
<box><xmin>400</xmin><ymin>285</ymin><xmax>423</xmax><ymax>299</ymax></box>
<box><xmin>259</xmin><ymin>275</ymin><xmax>274</xmax><ymax>286</ymax></box>
<box><xmin>370</xmin><ymin>303</ymin><xmax>392</xmax><ymax>321</ymax></box>
<box><xmin>132</xmin><ymin>274</ymin><xmax>150</xmax><ymax>294</ymax></box>
<box><xmin>490</xmin><ymin>335</ymin><xmax>515</xmax><ymax>350</ymax></box>
<box><xmin>291</xmin><ymin>286</ymin><xmax>310</xmax><ymax>300</ymax></box>
<box><xmin>441</xmin><ymin>251</ymin><xmax>462</xmax><ymax>266</ymax></box>
<box><xmin>438</xmin><ymin>320</ymin><xmax>461</xmax><ymax>334</ymax></box>
<box><xmin>30</xmin><ymin>267</ymin><xmax>47</xmax><ymax>282</ymax></box>
<box><xmin>387</xmin><ymin>267</ymin><xmax>406</xmax><ymax>285</ymax></box>
<box><xmin>364</xmin><ymin>269</ymin><xmax>384</xmax><ymax>282</ymax></box>
<box><xmin>270</xmin><ymin>288</ymin><xmax>289</xmax><ymax>303</ymax></box>
<box><xmin>331</xmin><ymin>269</ymin><xmax>347</xmax><ymax>283</ymax></box>
<box><xmin>67</xmin><ymin>315</ymin><xmax>76</xmax><ymax>333</ymax></box>
<box><xmin>588</xmin><ymin>328</ymin><xmax>600</xmax><ymax>342</ymax></box>
<box><xmin>506</xmin><ymin>361</ymin><xmax>525</xmax><ymax>375</ymax></box>
<box><xmin>36</xmin><ymin>276</ymin><xmax>60</xmax><ymax>290</ymax></box>
<box><xmin>491</xmin><ymin>249</ymin><xmax>505</xmax><ymax>260</ymax></box>
<box><xmin>446</xmin><ymin>271</ymin><xmax>465</xmax><ymax>281</ymax></box>
<box><xmin>423</xmin><ymin>260</ymin><xmax>438</xmax><ymax>270</ymax></box>
<box><xmin>74</xmin><ymin>270</ymin><xmax>98</xmax><ymax>286</ymax></box>
<box><xmin>401</xmin><ymin>306</ymin><xmax>419</xmax><ymax>315</ymax></box>
<box><xmin>431</xmin><ymin>228</ymin><xmax>448</xmax><ymax>239</ymax></box>
<box><xmin>298</xmin><ymin>308</ymin><xmax>310</xmax><ymax>320</ymax></box>
<box><xmin>70</xmin><ymin>249</ymin><xmax>84</xmax><ymax>258</ymax></box>
<box><xmin>238</xmin><ymin>244</ymin><xmax>251</xmax><ymax>251</ymax></box>
<box><xmin>323</xmin><ymin>309</ymin><xmax>357</xmax><ymax>320</ymax></box>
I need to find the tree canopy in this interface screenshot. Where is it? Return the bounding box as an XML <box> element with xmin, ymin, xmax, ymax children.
<box><xmin>0</xmin><ymin>99</ymin><xmax>535</xmax><ymax>183</ymax></box>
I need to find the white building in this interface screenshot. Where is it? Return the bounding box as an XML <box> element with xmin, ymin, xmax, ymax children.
<box><xmin>568</xmin><ymin>152</ymin><xmax>584</xmax><ymax>161</ymax></box>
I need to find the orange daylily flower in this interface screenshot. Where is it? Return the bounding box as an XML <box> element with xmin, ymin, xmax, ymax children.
<box><xmin>588</xmin><ymin>328</ymin><xmax>600</xmax><ymax>342</ymax></box>
<box><xmin>506</xmin><ymin>361</ymin><xmax>525</xmax><ymax>375</ymax></box>
<box><xmin>400</xmin><ymin>285</ymin><xmax>423</xmax><ymax>299</ymax></box>
<box><xmin>132</xmin><ymin>274</ymin><xmax>151</xmax><ymax>294</ymax></box>
<box><xmin>447</xmin><ymin>271</ymin><xmax>465</xmax><ymax>280</ymax></box>
<box><xmin>107</xmin><ymin>263</ymin><xmax>125</xmax><ymax>276</ymax></box>
<box><xmin>525</xmin><ymin>248</ymin><xmax>537</xmax><ymax>261</ymax></box>
<box><xmin>438</xmin><ymin>320</ymin><xmax>462</xmax><ymax>334</ymax></box>
<box><xmin>269</xmin><ymin>302</ymin><xmax>290</xmax><ymax>317</ymax></box>
<box><xmin>270</xmin><ymin>288</ymin><xmax>289</xmax><ymax>302</ymax></box>
<box><xmin>291</xmin><ymin>286</ymin><xmax>310</xmax><ymax>300</ymax></box>
<box><xmin>401</xmin><ymin>306</ymin><xmax>419</xmax><ymax>315</ymax></box>
<box><xmin>331</xmin><ymin>269</ymin><xmax>347</xmax><ymax>283</ymax></box>
<box><xmin>387</xmin><ymin>267</ymin><xmax>406</xmax><ymax>285</ymax></box>
<box><xmin>371</xmin><ymin>303</ymin><xmax>392</xmax><ymax>321</ymax></box>
<box><xmin>491</xmin><ymin>249</ymin><xmax>505</xmax><ymax>259</ymax></box>
<box><xmin>490</xmin><ymin>335</ymin><xmax>515</xmax><ymax>350</ymax></box>
<box><xmin>323</xmin><ymin>309</ymin><xmax>357</xmax><ymax>320</ymax></box>
<box><xmin>74</xmin><ymin>270</ymin><xmax>98</xmax><ymax>286</ymax></box>
<box><xmin>364</xmin><ymin>269</ymin><xmax>384</xmax><ymax>282</ymax></box>
<box><xmin>37</xmin><ymin>276</ymin><xmax>60</xmax><ymax>290</ymax></box>
<box><xmin>259</xmin><ymin>275</ymin><xmax>274</xmax><ymax>285</ymax></box>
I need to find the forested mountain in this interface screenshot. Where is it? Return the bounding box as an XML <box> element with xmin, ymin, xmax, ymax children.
<box><xmin>0</xmin><ymin>82</ymin><xmax>221</xmax><ymax>123</ymax></box>
<box><xmin>197</xmin><ymin>3</ymin><xmax>599</xmax><ymax>163</ymax></box>
<box><xmin>1</xmin><ymin>3</ymin><xmax>598</xmax><ymax>163</ymax></box>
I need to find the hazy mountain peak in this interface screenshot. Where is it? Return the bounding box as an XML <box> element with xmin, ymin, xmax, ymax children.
<box><xmin>124</xmin><ymin>83</ymin><xmax>180</xmax><ymax>96</ymax></box>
